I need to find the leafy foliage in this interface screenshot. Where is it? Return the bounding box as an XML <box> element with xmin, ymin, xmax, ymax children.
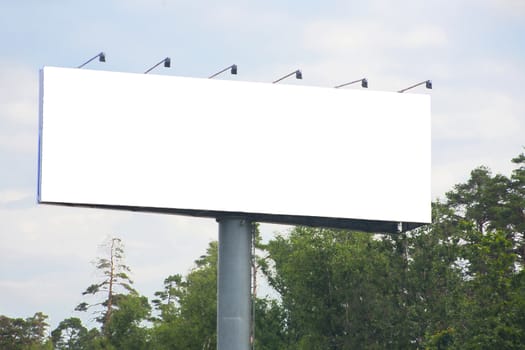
<box><xmin>0</xmin><ymin>313</ymin><xmax>52</xmax><ymax>350</ymax></box>
<box><xmin>75</xmin><ymin>237</ymin><xmax>136</xmax><ymax>330</ymax></box>
<box><xmin>72</xmin><ymin>236</ymin><xmax>150</xmax><ymax>349</ymax></box>
<box><xmin>51</xmin><ymin>317</ymin><xmax>88</xmax><ymax>350</ymax></box>
<box><xmin>104</xmin><ymin>294</ymin><xmax>151</xmax><ymax>350</ymax></box>
<box><xmin>3</xmin><ymin>151</ymin><xmax>524</xmax><ymax>349</ymax></box>
<box><xmin>149</xmin><ymin>242</ymin><xmax>217</xmax><ymax>350</ymax></box>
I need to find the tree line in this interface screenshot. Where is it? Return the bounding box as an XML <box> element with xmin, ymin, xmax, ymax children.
<box><xmin>1</xmin><ymin>151</ymin><xmax>524</xmax><ymax>349</ymax></box>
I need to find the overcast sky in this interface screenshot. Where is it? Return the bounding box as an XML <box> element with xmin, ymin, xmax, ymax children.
<box><xmin>1</xmin><ymin>0</ymin><xmax>524</xmax><ymax>330</ymax></box>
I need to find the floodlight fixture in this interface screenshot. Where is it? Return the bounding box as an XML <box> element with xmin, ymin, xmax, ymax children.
<box><xmin>144</xmin><ymin>57</ymin><xmax>171</xmax><ymax>74</ymax></box>
<box><xmin>272</xmin><ymin>70</ymin><xmax>302</xmax><ymax>83</ymax></box>
<box><xmin>208</xmin><ymin>64</ymin><xmax>238</xmax><ymax>79</ymax></box>
<box><xmin>77</xmin><ymin>52</ymin><xmax>105</xmax><ymax>69</ymax></box>
<box><xmin>334</xmin><ymin>78</ymin><xmax>368</xmax><ymax>89</ymax></box>
<box><xmin>398</xmin><ymin>80</ymin><xmax>432</xmax><ymax>93</ymax></box>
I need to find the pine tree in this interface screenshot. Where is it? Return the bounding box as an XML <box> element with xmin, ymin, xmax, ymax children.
<box><xmin>75</xmin><ymin>237</ymin><xmax>136</xmax><ymax>333</ymax></box>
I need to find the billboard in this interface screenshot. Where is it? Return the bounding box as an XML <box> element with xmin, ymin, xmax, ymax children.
<box><xmin>38</xmin><ymin>67</ymin><xmax>431</xmax><ymax>233</ymax></box>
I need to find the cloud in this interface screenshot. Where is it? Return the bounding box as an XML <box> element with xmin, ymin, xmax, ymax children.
<box><xmin>0</xmin><ymin>63</ymin><xmax>38</xmax><ymax>154</ymax></box>
<box><xmin>0</xmin><ymin>188</ymin><xmax>32</xmax><ymax>206</ymax></box>
<box><xmin>484</xmin><ymin>0</ymin><xmax>525</xmax><ymax>15</ymax></box>
<box><xmin>0</xmin><ymin>64</ymin><xmax>38</xmax><ymax>125</ymax></box>
<box><xmin>0</xmin><ymin>130</ymin><xmax>38</xmax><ymax>154</ymax></box>
<box><xmin>433</xmin><ymin>89</ymin><xmax>524</xmax><ymax>141</ymax></box>
<box><xmin>431</xmin><ymin>145</ymin><xmax>521</xmax><ymax>200</ymax></box>
<box><xmin>292</xmin><ymin>17</ymin><xmax>451</xmax><ymax>91</ymax></box>
<box><xmin>0</xmin><ymin>272</ymin><xmax>94</xmax><ymax>331</ymax></box>
<box><xmin>0</xmin><ymin>0</ymin><xmax>523</xmax><ymax>332</ymax></box>
<box><xmin>293</xmin><ymin>16</ymin><xmax>524</xmax><ymax>201</ymax></box>
<box><xmin>0</xmin><ymin>205</ymin><xmax>115</xmax><ymax>261</ymax></box>
<box><xmin>0</xmin><ymin>200</ymin><xmax>219</xmax><ymax>328</ymax></box>
<box><xmin>303</xmin><ymin>20</ymin><xmax>448</xmax><ymax>54</ymax></box>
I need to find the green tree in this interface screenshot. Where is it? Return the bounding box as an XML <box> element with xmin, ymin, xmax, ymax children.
<box><xmin>445</xmin><ymin>153</ymin><xmax>525</xmax><ymax>259</ymax></box>
<box><xmin>429</xmin><ymin>151</ymin><xmax>525</xmax><ymax>349</ymax></box>
<box><xmin>151</xmin><ymin>242</ymin><xmax>217</xmax><ymax>350</ymax></box>
<box><xmin>151</xmin><ymin>274</ymin><xmax>183</xmax><ymax>323</ymax></box>
<box><xmin>252</xmin><ymin>298</ymin><xmax>289</xmax><ymax>350</ymax></box>
<box><xmin>44</xmin><ymin>151</ymin><xmax>521</xmax><ymax>350</ymax></box>
<box><xmin>446</xmin><ymin>166</ymin><xmax>510</xmax><ymax>234</ymax></box>
<box><xmin>75</xmin><ymin>237</ymin><xmax>136</xmax><ymax>332</ymax></box>
<box><xmin>453</xmin><ymin>230</ymin><xmax>524</xmax><ymax>349</ymax></box>
<box><xmin>509</xmin><ymin>152</ymin><xmax>525</xmax><ymax>265</ymax></box>
<box><xmin>0</xmin><ymin>313</ymin><xmax>52</xmax><ymax>350</ymax></box>
<box><xmin>104</xmin><ymin>294</ymin><xmax>151</xmax><ymax>350</ymax></box>
<box><xmin>261</xmin><ymin>227</ymin><xmax>412</xmax><ymax>349</ymax></box>
<box><xmin>73</xmin><ymin>236</ymin><xmax>153</xmax><ymax>350</ymax></box>
<box><xmin>401</xmin><ymin>203</ymin><xmax>464</xmax><ymax>349</ymax></box>
<box><xmin>51</xmin><ymin>317</ymin><xmax>88</xmax><ymax>350</ymax></box>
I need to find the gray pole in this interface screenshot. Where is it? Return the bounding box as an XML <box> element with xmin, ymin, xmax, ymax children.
<box><xmin>217</xmin><ymin>217</ymin><xmax>252</xmax><ymax>350</ymax></box>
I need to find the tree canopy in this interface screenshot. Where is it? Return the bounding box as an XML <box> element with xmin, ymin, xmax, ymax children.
<box><xmin>2</xmin><ymin>151</ymin><xmax>524</xmax><ymax>349</ymax></box>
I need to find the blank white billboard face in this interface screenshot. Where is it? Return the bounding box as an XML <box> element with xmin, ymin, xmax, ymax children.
<box><xmin>38</xmin><ymin>67</ymin><xmax>430</xmax><ymax>233</ymax></box>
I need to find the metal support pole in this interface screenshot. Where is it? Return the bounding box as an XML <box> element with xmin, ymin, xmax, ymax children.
<box><xmin>217</xmin><ymin>217</ymin><xmax>252</xmax><ymax>350</ymax></box>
